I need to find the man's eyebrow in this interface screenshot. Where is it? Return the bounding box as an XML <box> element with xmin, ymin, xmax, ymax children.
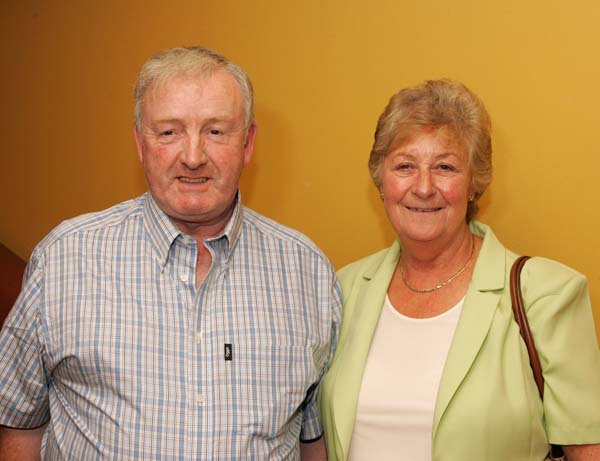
<box><xmin>151</xmin><ymin>115</ymin><xmax>237</xmax><ymax>125</ymax></box>
<box><xmin>147</xmin><ymin>118</ymin><xmax>183</xmax><ymax>127</ymax></box>
<box><xmin>203</xmin><ymin>115</ymin><xmax>238</xmax><ymax>125</ymax></box>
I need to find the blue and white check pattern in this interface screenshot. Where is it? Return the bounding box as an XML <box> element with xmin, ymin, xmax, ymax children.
<box><xmin>0</xmin><ymin>193</ymin><xmax>341</xmax><ymax>460</ymax></box>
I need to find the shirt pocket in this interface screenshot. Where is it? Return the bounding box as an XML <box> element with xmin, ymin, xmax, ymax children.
<box><xmin>225</xmin><ymin>343</ymin><xmax>316</xmax><ymax>438</ymax></box>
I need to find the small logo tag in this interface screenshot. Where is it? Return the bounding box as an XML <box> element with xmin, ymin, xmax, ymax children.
<box><xmin>224</xmin><ymin>343</ymin><xmax>233</xmax><ymax>361</ymax></box>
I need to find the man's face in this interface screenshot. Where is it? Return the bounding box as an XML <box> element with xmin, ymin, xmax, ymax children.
<box><xmin>135</xmin><ymin>70</ymin><xmax>256</xmax><ymax>236</ymax></box>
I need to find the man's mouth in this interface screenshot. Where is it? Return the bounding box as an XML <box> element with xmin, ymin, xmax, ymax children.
<box><xmin>179</xmin><ymin>177</ymin><xmax>208</xmax><ymax>184</ymax></box>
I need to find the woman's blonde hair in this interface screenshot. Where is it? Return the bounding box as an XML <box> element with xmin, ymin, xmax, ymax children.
<box><xmin>369</xmin><ymin>79</ymin><xmax>492</xmax><ymax>222</ymax></box>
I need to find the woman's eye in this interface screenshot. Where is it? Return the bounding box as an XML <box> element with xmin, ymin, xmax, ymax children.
<box><xmin>438</xmin><ymin>164</ymin><xmax>455</xmax><ymax>171</ymax></box>
<box><xmin>395</xmin><ymin>163</ymin><xmax>411</xmax><ymax>170</ymax></box>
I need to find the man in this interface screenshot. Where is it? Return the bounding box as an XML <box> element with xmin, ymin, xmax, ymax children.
<box><xmin>0</xmin><ymin>47</ymin><xmax>340</xmax><ymax>460</ymax></box>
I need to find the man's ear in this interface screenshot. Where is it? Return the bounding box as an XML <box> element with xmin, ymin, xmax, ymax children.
<box><xmin>242</xmin><ymin>123</ymin><xmax>258</xmax><ymax>167</ymax></box>
<box><xmin>133</xmin><ymin>124</ymin><xmax>144</xmax><ymax>164</ymax></box>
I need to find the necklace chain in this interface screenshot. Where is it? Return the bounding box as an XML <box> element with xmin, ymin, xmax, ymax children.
<box><xmin>399</xmin><ymin>237</ymin><xmax>475</xmax><ymax>293</ymax></box>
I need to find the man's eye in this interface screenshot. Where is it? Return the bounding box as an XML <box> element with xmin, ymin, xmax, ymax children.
<box><xmin>209</xmin><ymin>129</ymin><xmax>222</xmax><ymax>135</ymax></box>
<box><xmin>161</xmin><ymin>130</ymin><xmax>174</xmax><ymax>136</ymax></box>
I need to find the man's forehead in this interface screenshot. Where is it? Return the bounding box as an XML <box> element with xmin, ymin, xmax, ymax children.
<box><xmin>145</xmin><ymin>69</ymin><xmax>238</xmax><ymax>100</ymax></box>
<box><xmin>139</xmin><ymin>71</ymin><xmax>245</xmax><ymax>127</ymax></box>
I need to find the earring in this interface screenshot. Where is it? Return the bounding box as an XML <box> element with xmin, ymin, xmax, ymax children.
<box><xmin>468</xmin><ymin>193</ymin><xmax>475</xmax><ymax>202</ymax></box>
<box><xmin>380</xmin><ymin>192</ymin><xmax>384</xmax><ymax>199</ymax></box>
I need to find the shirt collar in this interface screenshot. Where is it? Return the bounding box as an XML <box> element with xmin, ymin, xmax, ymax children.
<box><xmin>143</xmin><ymin>193</ymin><xmax>181</xmax><ymax>267</ymax></box>
<box><xmin>208</xmin><ymin>191</ymin><xmax>244</xmax><ymax>260</ymax></box>
<box><xmin>142</xmin><ymin>191</ymin><xmax>244</xmax><ymax>268</ymax></box>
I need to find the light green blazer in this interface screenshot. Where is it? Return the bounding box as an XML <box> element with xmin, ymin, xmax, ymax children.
<box><xmin>319</xmin><ymin>221</ymin><xmax>600</xmax><ymax>461</ymax></box>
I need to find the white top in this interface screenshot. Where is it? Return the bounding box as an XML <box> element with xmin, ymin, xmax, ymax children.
<box><xmin>348</xmin><ymin>295</ymin><xmax>464</xmax><ymax>461</ymax></box>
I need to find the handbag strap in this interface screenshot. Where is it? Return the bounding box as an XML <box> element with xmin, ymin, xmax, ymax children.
<box><xmin>510</xmin><ymin>257</ymin><xmax>566</xmax><ymax>460</ymax></box>
<box><xmin>509</xmin><ymin>256</ymin><xmax>545</xmax><ymax>398</ymax></box>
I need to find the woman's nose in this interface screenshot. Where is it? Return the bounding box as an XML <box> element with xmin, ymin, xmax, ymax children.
<box><xmin>414</xmin><ymin>169</ymin><xmax>434</xmax><ymax>197</ymax></box>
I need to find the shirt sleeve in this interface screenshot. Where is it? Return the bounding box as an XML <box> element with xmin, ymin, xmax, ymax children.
<box><xmin>300</xmin><ymin>264</ymin><xmax>342</xmax><ymax>441</ymax></box>
<box><xmin>0</xmin><ymin>252</ymin><xmax>50</xmax><ymax>428</ymax></box>
<box><xmin>523</xmin><ymin>257</ymin><xmax>600</xmax><ymax>445</ymax></box>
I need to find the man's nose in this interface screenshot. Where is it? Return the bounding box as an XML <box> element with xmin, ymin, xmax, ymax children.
<box><xmin>182</xmin><ymin>134</ymin><xmax>208</xmax><ymax>169</ymax></box>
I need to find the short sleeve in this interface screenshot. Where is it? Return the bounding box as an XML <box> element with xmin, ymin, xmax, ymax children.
<box><xmin>0</xmin><ymin>252</ymin><xmax>50</xmax><ymax>428</ymax></box>
<box><xmin>300</xmin><ymin>263</ymin><xmax>342</xmax><ymax>442</ymax></box>
<box><xmin>300</xmin><ymin>383</ymin><xmax>324</xmax><ymax>442</ymax></box>
<box><xmin>523</xmin><ymin>258</ymin><xmax>600</xmax><ymax>444</ymax></box>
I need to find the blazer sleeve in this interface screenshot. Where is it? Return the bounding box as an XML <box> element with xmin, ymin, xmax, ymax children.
<box><xmin>521</xmin><ymin>257</ymin><xmax>600</xmax><ymax>444</ymax></box>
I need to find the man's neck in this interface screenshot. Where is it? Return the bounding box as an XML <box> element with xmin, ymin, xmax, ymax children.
<box><xmin>170</xmin><ymin>200</ymin><xmax>237</xmax><ymax>243</ymax></box>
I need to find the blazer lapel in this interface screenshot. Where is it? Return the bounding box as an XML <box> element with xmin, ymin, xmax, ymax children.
<box><xmin>432</xmin><ymin>222</ymin><xmax>507</xmax><ymax>439</ymax></box>
<box><xmin>332</xmin><ymin>243</ymin><xmax>400</xmax><ymax>459</ymax></box>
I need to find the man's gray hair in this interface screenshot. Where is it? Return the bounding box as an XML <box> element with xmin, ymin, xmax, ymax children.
<box><xmin>134</xmin><ymin>46</ymin><xmax>254</xmax><ymax>131</ymax></box>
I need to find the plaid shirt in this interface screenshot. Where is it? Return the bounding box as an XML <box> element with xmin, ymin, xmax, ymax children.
<box><xmin>0</xmin><ymin>193</ymin><xmax>341</xmax><ymax>460</ymax></box>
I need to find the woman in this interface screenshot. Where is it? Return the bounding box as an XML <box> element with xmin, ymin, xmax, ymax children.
<box><xmin>319</xmin><ymin>80</ymin><xmax>600</xmax><ymax>460</ymax></box>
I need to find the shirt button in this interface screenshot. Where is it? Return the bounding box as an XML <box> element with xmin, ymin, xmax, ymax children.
<box><xmin>196</xmin><ymin>393</ymin><xmax>205</xmax><ymax>405</ymax></box>
<box><xmin>195</xmin><ymin>331</ymin><xmax>203</xmax><ymax>344</ymax></box>
<box><xmin>180</xmin><ymin>273</ymin><xmax>188</xmax><ymax>283</ymax></box>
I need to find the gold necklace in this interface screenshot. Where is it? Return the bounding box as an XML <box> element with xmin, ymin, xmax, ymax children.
<box><xmin>399</xmin><ymin>237</ymin><xmax>475</xmax><ymax>293</ymax></box>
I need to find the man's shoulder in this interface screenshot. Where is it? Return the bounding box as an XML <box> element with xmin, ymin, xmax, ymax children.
<box><xmin>34</xmin><ymin>196</ymin><xmax>145</xmax><ymax>256</ymax></box>
<box><xmin>241</xmin><ymin>207</ymin><xmax>328</xmax><ymax>258</ymax></box>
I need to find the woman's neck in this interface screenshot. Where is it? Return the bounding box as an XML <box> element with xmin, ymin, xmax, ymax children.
<box><xmin>399</xmin><ymin>226</ymin><xmax>475</xmax><ymax>275</ymax></box>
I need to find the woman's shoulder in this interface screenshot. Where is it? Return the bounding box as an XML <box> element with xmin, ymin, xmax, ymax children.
<box><xmin>474</xmin><ymin>221</ymin><xmax>588</xmax><ymax>295</ymax></box>
<box><xmin>337</xmin><ymin>244</ymin><xmax>397</xmax><ymax>283</ymax></box>
<box><xmin>520</xmin><ymin>256</ymin><xmax>588</xmax><ymax>298</ymax></box>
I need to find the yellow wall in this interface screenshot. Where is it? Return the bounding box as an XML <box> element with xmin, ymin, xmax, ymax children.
<box><xmin>1</xmin><ymin>1</ymin><xmax>599</xmax><ymax>340</ymax></box>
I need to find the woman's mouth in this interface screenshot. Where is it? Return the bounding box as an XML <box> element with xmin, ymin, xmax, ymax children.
<box><xmin>406</xmin><ymin>206</ymin><xmax>443</xmax><ymax>212</ymax></box>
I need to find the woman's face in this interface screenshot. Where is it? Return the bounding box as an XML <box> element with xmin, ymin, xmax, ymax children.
<box><xmin>380</xmin><ymin>126</ymin><xmax>472</xmax><ymax>247</ymax></box>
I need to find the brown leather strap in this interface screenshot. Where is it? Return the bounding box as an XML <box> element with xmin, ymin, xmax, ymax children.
<box><xmin>510</xmin><ymin>256</ymin><xmax>566</xmax><ymax>459</ymax></box>
<box><xmin>510</xmin><ymin>256</ymin><xmax>545</xmax><ymax>398</ymax></box>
